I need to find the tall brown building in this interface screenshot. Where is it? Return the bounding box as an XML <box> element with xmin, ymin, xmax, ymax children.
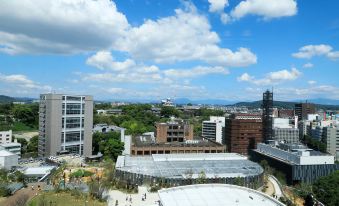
<box><xmin>295</xmin><ymin>103</ymin><xmax>316</xmax><ymax>120</ymax></box>
<box><xmin>225</xmin><ymin>114</ymin><xmax>263</xmax><ymax>155</ymax></box>
<box><xmin>155</xmin><ymin>120</ymin><xmax>193</xmax><ymax>143</ymax></box>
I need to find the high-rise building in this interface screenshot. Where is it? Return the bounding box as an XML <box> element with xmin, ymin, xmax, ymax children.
<box><xmin>202</xmin><ymin>116</ymin><xmax>225</xmax><ymax>144</ymax></box>
<box><xmin>38</xmin><ymin>94</ymin><xmax>93</xmax><ymax>157</ymax></box>
<box><xmin>295</xmin><ymin>103</ymin><xmax>316</xmax><ymax>120</ymax></box>
<box><xmin>225</xmin><ymin>114</ymin><xmax>263</xmax><ymax>155</ymax></box>
<box><xmin>262</xmin><ymin>90</ymin><xmax>273</xmax><ymax>142</ymax></box>
<box><xmin>321</xmin><ymin>126</ymin><xmax>339</xmax><ymax>159</ymax></box>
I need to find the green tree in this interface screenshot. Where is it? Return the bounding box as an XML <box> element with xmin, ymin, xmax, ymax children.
<box><xmin>26</xmin><ymin>135</ymin><xmax>39</xmax><ymax>157</ymax></box>
<box><xmin>93</xmin><ymin>132</ymin><xmax>124</xmax><ymax>161</ymax></box>
<box><xmin>16</xmin><ymin>138</ymin><xmax>28</xmax><ymax>154</ymax></box>
<box><xmin>313</xmin><ymin>171</ymin><xmax>339</xmax><ymax>206</ymax></box>
<box><xmin>160</xmin><ymin>106</ymin><xmax>181</xmax><ymax>118</ymax></box>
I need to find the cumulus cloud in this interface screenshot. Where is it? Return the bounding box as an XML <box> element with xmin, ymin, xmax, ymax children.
<box><xmin>292</xmin><ymin>44</ymin><xmax>339</xmax><ymax>60</ymax></box>
<box><xmin>0</xmin><ymin>0</ymin><xmax>129</xmax><ymax>54</ymax></box>
<box><xmin>230</xmin><ymin>0</ymin><xmax>297</xmax><ymax>20</ymax></box>
<box><xmin>238</xmin><ymin>67</ymin><xmax>301</xmax><ymax>85</ymax></box>
<box><xmin>164</xmin><ymin>66</ymin><xmax>229</xmax><ymax>78</ymax></box>
<box><xmin>86</xmin><ymin>51</ymin><xmax>136</xmax><ymax>71</ymax></box>
<box><xmin>116</xmin><ymin>4</ymin><xmax>257</xmax><ymax>67</ymax></box>
<box><xmin>0</xmin><ymin>73</ymin><xmax>51</xmax><ymax>91</ymax></box>
<box><xmin>208</xmin><ymin>0</ymin><xmax>229</xmax><ymax>13</ymax></box>
<box><xmin>302</xmin><ymin>63</ymin><xmax>314</xmax><ymax>68</ymax></box>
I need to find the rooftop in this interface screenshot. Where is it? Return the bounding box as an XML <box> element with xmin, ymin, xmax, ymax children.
<box><xmin>24</xmin><ymin>166</ymin><xmax>55</xmax><ymax>176</ymax></box>
<box><xmin>0</xmin><ymin>150</ymin><xmax>17</xmax><ymax>157</ymax></box>
<box><xmin>158</xmin><ymin>184</ymin><xmax>285</xmax><ymax>206</ymax></box>
<box><xmin>116</xmin><ymin>153</ymin><xmax>263</xmax><ymax>179</ymax></box>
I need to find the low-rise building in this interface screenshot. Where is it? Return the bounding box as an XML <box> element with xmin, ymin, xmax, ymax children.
<box><xmin>0</xmin><ymin>150</ymin><xmax>18</xmax><ymax>170</ymax></box>
<box><xmin>0</xmin><ymin>130</ymin><xmax>12</xmax><ymax>144</ymax></box>
<box><xmin>250</xmin><ymin>142</ymin><xmax>338</xmax><ymax>184</ymax></box>
<box><xmin>0</xmin><ymin>142</ymin><xmax>21</xmax><ymax>157</ymax></box>
<box><xmin>155</xmin><ymin>119</ymin><xmax>193</xmax><ymax>143</ymax></box>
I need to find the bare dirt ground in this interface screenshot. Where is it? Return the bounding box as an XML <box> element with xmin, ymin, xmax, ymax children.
<box><xmin>14</xmin><ymin>131</ymin><xmax>39</xmax><ymax>141</ymax></box>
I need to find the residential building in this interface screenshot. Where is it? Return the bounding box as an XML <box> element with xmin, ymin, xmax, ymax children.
<box><xmin>0</xmin><ymin>130</ymin><xmax>12</xmax><ymax>144</ymax></box>
<box><xmin>0</xmin><ymin>150</ymin><xmax>18</xmax><ymax>170</ymax></box>
<box><xmin>0</xmin><ymin>142</ymin><xmax>21</xmax><ymax>157</ymax></box>
<box><xmin>155</xmin><ymin>119</ymin><xmax>193</xmax><ymax>143</ymax></box>
<box><xmin>295</xmin><ymin>103</ymin><xmax>316</xmax><ymax>120</ymax></box>
<box><xmin>202</xmin><ymin>116</ymin><xmax>225</xmax><ymax>144</ymax></box>
<box><xmin>38</xmin><ymin>94</ymin><xmax>93</xmax><ymax>157</ymax></box>
<box><xmin>225</xmin><ymin>114</ymin><xmax>263</xmax><ymax>155</ymax></box>
<box><xmin>250</xmin><ymin>142</ymin><xmax>338</xmax><ymax>184</ymax></box>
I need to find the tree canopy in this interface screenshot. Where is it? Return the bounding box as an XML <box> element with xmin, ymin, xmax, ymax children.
<box><xmin>312</xmin><ymin>171</ymin><xmax>339</xmax><ymax>206</ymax></box>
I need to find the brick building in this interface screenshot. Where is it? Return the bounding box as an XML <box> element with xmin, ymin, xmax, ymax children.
<box><xmin>155</xmin><ymin>120</ymin><xmax>193</xmax><ymax>143</ymax></box>
<box><xmin>225</xmin><ymin>114</ymin><xmax>263</xmax><ymax>155</ymax></box>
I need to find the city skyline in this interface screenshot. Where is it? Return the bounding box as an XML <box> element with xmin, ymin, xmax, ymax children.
<box><xmin>0</xmin><ymin>0</ymin><xmax>338</xmax><ymax>101</ymax></box>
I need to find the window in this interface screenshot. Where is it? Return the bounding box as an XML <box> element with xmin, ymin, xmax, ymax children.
<box><xmin>62</xmin><ymin>117</ymin><xmax>84</xmax><ymax>129</ymax></box>
<box><xmin>61</xmin><ymin>132</ymin><xmax>84</xmax><ymax>142</ymax></box>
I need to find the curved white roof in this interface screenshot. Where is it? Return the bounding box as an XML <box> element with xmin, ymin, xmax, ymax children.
<box><xmin>158</xmin><ymin>184</ymin><xmax>285</xmax><ymax>206</ymax></box>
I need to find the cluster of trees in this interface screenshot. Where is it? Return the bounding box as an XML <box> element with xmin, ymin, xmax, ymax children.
<box><xmin>0</xmin><ymin>169</ymin><xmax>25</xmax><ymax>197</ymax></box>
<box><xmin>92</xmin><ymin>132</ymin><xmax>124</xmax><ymax>161</ymax></box>
<box><xmin>16</xmin><ymin>136</ymin><xmax>39</xmax><ymax>158</ymax></box>
<box><xmin>301</xmin><ymin>135</ymin><xmax>327</xmax><ymax>153</ymax></box>
<box><xmin>0</xmin><ymin>103</ymin><xmax>39</xmax><ymax>131</ymax></box>
<box><xmin>312</xmin><ymin>171</ymin><xmax>339</xmax><ymax>206</ymax></box>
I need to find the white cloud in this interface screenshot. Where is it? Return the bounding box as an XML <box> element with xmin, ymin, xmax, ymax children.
<box><xmin>164</xmin><ymin>66</ymin><xmax>229</xmax><ymax>78</ymax></box>
<box><xmin>292</xmin><ymin>44</ymin><xmax>339</xmax><ymax>60</ymax></box>
<box><xmin>116</xmin><ymin>3</ymin><xmax>257</xmax><ymax>67</ymax></box>
<box><xmin>0</xmin><ymin>0</ymin><xmax>129</xmax><ymax>54</ymax></box>
<box><xmin>302</xmin><ymin>63</ymin><xmax>314</xmax><ymax>68</ymax></box>
<box><xmin>86</xmin><ymin>51</ymin><xmax>135</xmax><ymax>71</ymax></box>
<box><xmin>308</xmin><ymin>80</ymin><xmax>317</xmax><ymax>85</ymax></box>
<box><xmin>276</xmin><ymin>85</ymin><xmax>339</xmax><ymax>100</ymax></box>
<box><xmin>220</xmin><ymin>13</ymin><xmax>231</xmax><ymax>24</ymax></box>
<box><xmin>238</xmin><ymin>67</ymin><xmax>301</xmax><ymax>85</ymax></box>
<box><xmin>230</xmin><ymin>0</ymin><xmax>297</xmax><ymax>20</ymax></box>
<box><xmin>0</xmin><ymin>73</ymin><xmax>51</xmax><ymax>91</ymax></box>
<box><xmin>208</xmin><ymin>0</ymin><xmax>229</xmax><ymax>13</ymax></box>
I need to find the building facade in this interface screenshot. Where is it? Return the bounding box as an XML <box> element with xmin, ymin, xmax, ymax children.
<box><xmin>273</xmin><ymin>128</ymin><xmax>299</xmax><ymax>143</ymax></box>
<box><xmin>38</xmin><ymin>94</ymin><xmax>93</xmax><ymax>157</ymax></box>
<box><xmin>295</xmin><ymin>103</ymin><xmax>316</xmax><ymax>120</ymax></box>
<box><xmin>0</xmin><ymin>142</ymin><xmax>21</xmax><ymax>157</ymax></box>
<box><xmin>155</xmin><ymin>120</ymin><xmax>193</xmax><ymax>143</ymax></box>
<box><xmin>0</xmin><ymin>130</ymin><xmax>12</xmax><ymax>144</ymax></box>
<box><xmin>202</xmin><ymin>116</ymin><xmax>225</xmax><ymax>144</ymax></box>
<box><xmin>225</xmin><ymin>114</ymin><xmax>263</xmax><ymax>155</ymax></box>
<box><xmin>323</xmin><ymin>126</ymin><xmax>339</xmax><ymax>159</ymax></box>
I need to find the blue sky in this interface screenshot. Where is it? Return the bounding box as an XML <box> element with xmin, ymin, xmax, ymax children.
<box><xmin>0</xmin><ymin>0</ymin><xmax>338</xmax><ymax>101</ymax></box>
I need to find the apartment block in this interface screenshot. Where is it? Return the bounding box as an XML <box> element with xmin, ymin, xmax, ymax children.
<box><xmin>0</xmin><ymin>130</ymin><xmax>12</xmax><ymax>144</ymax></box>
<box><xmin>38</xmin><ymin>94</ymin><xmax>93</xmax><ymax>157</ymax></box>
<box><xmin>202</xmin><ymin>116</ymin><xmax>225</xmax><ymax>144</ymax></box>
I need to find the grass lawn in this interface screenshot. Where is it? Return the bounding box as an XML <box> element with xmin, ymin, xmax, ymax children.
<box><xmin>27</xmin><ymin>192</ymin><xmax>107</xmax><ymax>206</ymax></box>
<box><xmin>12</xmin><ymin>122</ymin><xmax>37</xmax><ymax>132</ymax></box>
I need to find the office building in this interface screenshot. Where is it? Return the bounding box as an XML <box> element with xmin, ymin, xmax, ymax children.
<box><xmin>322</xmin><ymin>126</ymin><xmax>339</xmax><ymax>159</ymax></box>
<box><xmin>278</xmin><ymin>109</ymin><xmax>294</xmax><ymax>118</ymax></box>
<box><xmin>251</xmin><ymin>142</ymin><xmax>339</xmax><ymax>184</ymax></box>
<box><xmin>115</xmin><ymin>153</ymin><xmax>263</xmax><ymax>188</ymax></box>
<box><xmin>0</xmin><ymin>142</ymin><xmax>21</xmax><ymax>157</ymax></box>
<box><xmin>295</xmin><ymin>103</ymin><xmax>316</xmax><ymax>120</ymax></box>
<box><xmin>0</xmin><ymin>130</ymin><xmax>12</xmax><ymax>144</ymax></box>
<box><xmin>131</xmin><ymin>135</ymin><xmax>225</xmax><ymax>155</ymax></box>
<box><xmin>38</xmin><ymin>94</ymin><xmax>93</xmax><ymax>157</ymax></box>
<box><xmin>155</xmin><ymin>119</ymin><xmax>193</xmax><ymax>143</ymax></box>
<box><xmin>273</xmin><ymin>128</ymin><xmax>299</xmax><ymax>143</ymax></box>
<box><xmin>262</xmin><ymin>90</ymin><xmax>273</xmax><ymax>142</ymax></box>
<box><xmin>202</xmin><ymin>116</ymin><xmax>225</xmax><ymax>144</ymax></box>
<box><xmin>225</xmin><ymin>114</ymin><xmax>263</xmax><ymax>155</ymax></box>
<box><xmin>157</xmin><ymin>184</ymin><xmax>285</xmax><ymax>206</ymax></box>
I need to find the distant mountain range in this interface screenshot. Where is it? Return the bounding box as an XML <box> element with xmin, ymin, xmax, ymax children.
<box><xmin>1</xmin><ymin>95</ymin><xmax>339</xmax><ymax>110</ymax></box>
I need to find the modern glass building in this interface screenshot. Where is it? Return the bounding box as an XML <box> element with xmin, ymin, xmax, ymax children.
<box><xmin>38</xmin><ymin>94</ymin><xmax>93</xmax><ymax>157</ymax></box>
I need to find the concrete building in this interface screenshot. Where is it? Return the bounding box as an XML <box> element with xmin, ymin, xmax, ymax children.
<box><xmin>0</xmin><ymin>142</ymin><xmax>21</xmax><ymax>157</ymax></box>
<box><xmin>202</xmin><ymin>116</ymin><xmax>225</xmax><ymax>144</ymax></box>
<box><xmin>295</xmin><ymin>103</ymin><xmax>316</xmax><ymax>120</ymax></box>
<box><xmin>155</xmin><ymin>119</ymin><xmax>193</xmax><ymax>143</ymax></box>
<box><xmin>225</xmin><ymin>114</ymin><xmax>263</xmax><ymax>155</ymax></box>
<box><xmin>250</xmin><ymin>142</ymin><xmax>338</xmax><ymax>184</ymax></box>
<box><xmin>157</xmin><ymin>184</ymin><xmax>285</xmax><ymax>206</ymax></box>
<box><xmin>322</xmin><ymin>126</ymin><xmax>339</xmax><ymax>159</ymax></box>
<box><xmin>131</xmin><ymin>135</ymin><xmax>225</xmax><ymax>155</ymax></box>
<box><xmin>115</xmin><ymin>153</ymin><xmax>263</xmax><ymax>188</ymax></box>
<box><xmin>0</xmin><ymin>130</ymin><xmax>12</xmax><ymax>144</ymax></box>
<box><xmin>38</xmin><ymin>94</ymin><xmax>93</xmax><ymax>157</ymax></box>
<box><xmin>0</xmin><ymin>150</ymin><xmax>18</xmax><ymax>170</ymax></box>
<box><xmin>273</xmin><ymin>128</ymin><xmax>299</xmax><ymax>144</ymax></box>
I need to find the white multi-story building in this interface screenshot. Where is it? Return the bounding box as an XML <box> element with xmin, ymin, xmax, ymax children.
<box><xmin>0</xmin><ymin>130</ymin><xmax>12</xmax><ymax>144</ymax></box>
<box><xmin>39</xmin><ymin>94</ymin><xmax>93</xmax><ymax>157</ymax></box>
<box><xmin>273</xmin><ymin>118</ymin><xmax>299</xmax><ymax>143</ymax></box>
<box><xmin>0</xmin><ymin>150</ymin><xmax>18</xmax><ymax>170</ymax></box>
<box><xmin>0</xmin><ymin>142</ymin><xmax>21</xmax><ymax>157</ymax></box>
<box><xmin>202</xmin><ymin>116</ymin><xmax>225</xmax><ymax>144</ymax></box>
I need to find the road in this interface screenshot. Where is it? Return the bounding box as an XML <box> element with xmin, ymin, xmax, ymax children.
<box><xmin>268</xmin><ymin>175</ymin><xmax>283</xmax><ymax>199</ymax></box>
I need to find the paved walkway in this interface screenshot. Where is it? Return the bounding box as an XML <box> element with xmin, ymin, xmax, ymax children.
<box><xmin>268</xmin><ymin>175</ymin><xmax>283</xmax><ymax>199</ymax></box>
<box><xmin>107</xmin><ymin>186</ymin><xmax>160</xmax><ymax>206</ymax></box>
<box><xmin>0</xmin><ymin>183</ymin><xmax>45</xmax><ymax>206</ymax></box>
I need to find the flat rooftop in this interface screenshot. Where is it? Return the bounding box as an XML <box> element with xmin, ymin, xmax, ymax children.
<box><xmin>158</xmin><ymin>184</ymin><xmax>285</xmax><ymax>206</ymax></box>
<box><xmin>116</xmin><ymin>153</ymin><xmax>263</xmax><ymax>179</ymax></box>
<box><xmin>133</xmin><ymin>136</ymin><xmax>223</xmax><ymax>147</ymax></box>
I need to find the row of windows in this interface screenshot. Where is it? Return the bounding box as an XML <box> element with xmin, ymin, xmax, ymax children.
<box><xmin>62</xmin><ymin>117</ymin><xmax>84</xmax><ymax>129</ymax></box>
<box><xmin>62</xmin><ymin>96</ymin><xmax>85</xmax><ymax>101</ymax></box>
<box><xmin>63</xmin><ymin>144</ymin><xmax>83</xmax><ymax>154</ymax></box>
<box><xmin>61</xmin><ymin>132</ymin><xmax>84</xmax><ymax>143</ymax></box>
<box><xmin>62</xmin><ymin>103</ymin><xmax>85</xmax><ymax>115</ymax></box>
